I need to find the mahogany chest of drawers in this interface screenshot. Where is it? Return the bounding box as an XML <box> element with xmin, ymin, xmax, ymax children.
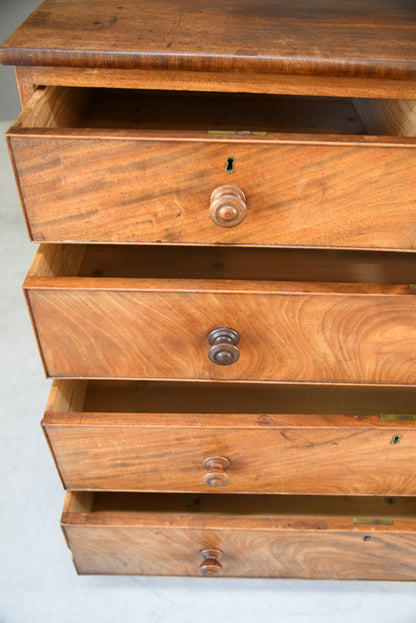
<box><xmin>2</xmin><ymin>0</ymin><xmax>416</xmax><ymax>580</ymax></box>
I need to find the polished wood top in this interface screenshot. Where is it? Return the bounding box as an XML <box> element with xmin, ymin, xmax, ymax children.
<box><xmin>1</xmin><ymin>0</ymin><xmax>416</xmax><ymax>79</ymax></box>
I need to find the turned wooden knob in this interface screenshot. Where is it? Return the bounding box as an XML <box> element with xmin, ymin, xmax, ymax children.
<box><xmin>209</xmin><ymin>185</ymin><xmax>247</xmax><ymax>227</ymax></box>
<box><xmin>199</xmin><ymin>548</ymin><xmax>223</xmax><ymax>576</ymax></box>
<box><xmin>208</xmin><ymin>327</ymin><xmax>240</xmax><ymax>365</ymax></box>
<box><xmin>202</xmin><ymin>456</ymin><xmax>231</xmax><ymax>487</ymax></box>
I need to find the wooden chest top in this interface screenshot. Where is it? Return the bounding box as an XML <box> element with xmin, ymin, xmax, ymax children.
<box><xmin>1</xmin><ymin>0</ymin><xmax>416</xmax><ymax>79</ymax></box>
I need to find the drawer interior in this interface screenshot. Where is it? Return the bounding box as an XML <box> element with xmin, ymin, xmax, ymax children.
<box><xmin>13</xmin><ymin>85</ymin><xmax>416</xmax><ymax>138</ymax></box>
<box><xmin>65</xmin><ymin>491</ymin><xmax>416</xmax><ymax>520</ymax></box>
<box><xmin>50</xmin><ymin>379</ymin><xmax>416</xmax><ymax>415</ymax></box>
<box><xmin>29</xmin><ymin>243</ymin><xmax>416</xmax><ymax>284</ymax></box>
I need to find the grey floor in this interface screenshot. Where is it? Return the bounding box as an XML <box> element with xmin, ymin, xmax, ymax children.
<box><xmin>1</xmin><ymin>2</ymin><xmax>416</xmax><ymax>622</ymax></box>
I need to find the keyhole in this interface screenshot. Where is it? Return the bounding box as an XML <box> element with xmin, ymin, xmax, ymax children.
<box><xmin>390</xmin><ymin>434</ymin><xmax>402</xmax><ymax>445</ymax></box>
<box><xmin>225</xmin><ymin>157</ymin><xmax>235</xmax><ymax>173</ymax></box>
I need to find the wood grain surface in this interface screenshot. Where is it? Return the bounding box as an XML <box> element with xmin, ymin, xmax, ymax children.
<box><xmin>61</xmin><ymin>492</ymin><xmax>416</xmax><ymax>579</ymax></box>
<box><xmin>43</xmin><ymin>379</ymin><xmax>416</xmax><ymax>494</ymax></box>
<box><xmin>63</xmin><ymin>526</ymin><xmax>416</xmax><ymax>579</ymax></box>
<box><xmin>8</xmin><ymin>86</ymin><xmax>416</xmax><ymax>248</ymax></box>
<box><xmin>2</xmin><ymin>0</ymin><xmax>416</xmax><ymax>82</ymax></box>
<box><xmin>24</xmin><ymin>254</ymin><xmax>416</xmax><ymax>383</ymax></box>
<box><xmin>12</xmin><ymin>137</ymin><xmax>416</xmax><ymax>249</ymax></box>
<box><xmin>13</xmin><ymin>66</ymin><xmax>416</xmax><ymax>105</ymax></box>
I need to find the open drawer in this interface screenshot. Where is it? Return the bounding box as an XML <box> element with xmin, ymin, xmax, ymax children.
<box><xmin>7</xmin><ymin>86</ymin><xmax>416</xmax><ymax>249</ymax></box>
<box><xmin>24</xmin><ymin>244</ymin><xmax>416</xmax><ymax>383</ymax></box>
<box><xmin>61</xmin><ymin>491</ymin><xmax>416</xmax><ymax>579</ymax></box>
<box><xmin>44</xmin><ymin>380</ymin><xmax>416</xmax><ymax>495</ymax></box>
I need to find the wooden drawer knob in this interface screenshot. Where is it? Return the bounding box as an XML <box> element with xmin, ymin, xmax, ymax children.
<box><xmin>208</xmin><ymin>327</ymin><xmax>240</xmax><ymax>365</ymax></box>
<box><xmin>199</xmin><ymin>548</ymin><xmax>223</xmax><ymax>576</ymax></box>
<box><xmin>202</xmin><ymin>456</ymin><xmax>231</xmax><ymax>487</ymax></box>
<box><xmin>209</xmin><ymin>185</ymin><xmax>247</xmax><ymax>227</ymax></box>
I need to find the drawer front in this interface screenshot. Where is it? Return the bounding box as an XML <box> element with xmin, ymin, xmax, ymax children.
<box><xmin>8</xmin><ymin>86</ymin><xmax>416</xmax><ymax>249</ymax></box>
<box><xmin>26</xmin><ymin>284</ymin><xmax>416</xmax><ymax>383</ymax></box>
<box><xmin>61</xmin><ymin>493</ymin><xmax>416</xmax><ymax>580</ymax></box>
<box><xmin>44</xmin><ymin>409</ymin><xmax>416</xmax><ymax>495</ymax></box>
<box><xmin>64</xmin><ymin>526</ymin><xmax>416</xmax><ymax>579</ymax></box>
<box><xmin>10</xmin><ymin>136</ymin><xmax>416</xmax><ymax>249</ymax></box>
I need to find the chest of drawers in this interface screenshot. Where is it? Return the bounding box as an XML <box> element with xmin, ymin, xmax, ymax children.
<box><xmin>2</xmin><ymin>0</ymin><xmax>416</xmax><ymax>580</ymax></box>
